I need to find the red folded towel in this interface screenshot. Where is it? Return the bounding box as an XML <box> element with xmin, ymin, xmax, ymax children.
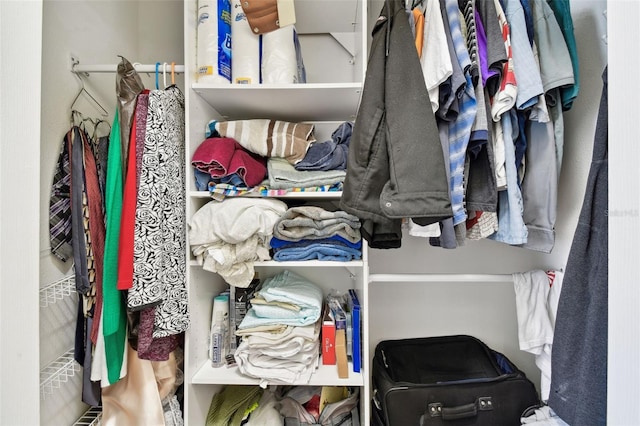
<box><xmin>191</xmin><ymin>137</ymin><xmax>267</xmax><ymax>187</ymax></box>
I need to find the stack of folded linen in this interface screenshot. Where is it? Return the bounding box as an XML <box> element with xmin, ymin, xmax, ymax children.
<box><xmin>188</xmin><ymin>198</ymin><xmax>288</xmax><ymax>287</ymax></box>
<box><xmin>270</xmin><ymin>206</ymin><xmax>362</xmax><ymax>261</ymax></box>
<box><xmin>234</xmin><ymin>270</ymin><xmax>323</xmax><ymax>386</ymax></box>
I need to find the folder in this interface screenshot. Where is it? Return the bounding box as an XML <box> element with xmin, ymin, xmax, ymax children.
<box><xmin>322</xmin><ymin>303</ymin><xmax>336</xmax><ymax>365</ymax></box>
<box><xmin>348</xmin><ymin>289</ymin><xmax>362</xmax><ymax>373</ymax></box>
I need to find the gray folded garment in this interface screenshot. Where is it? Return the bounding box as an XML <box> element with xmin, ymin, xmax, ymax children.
<box><xmin>295</xmin><ymin>121</ymin><xmax>353</xmax><ymax>171</ymax></box>
<box><xmin>273</xmin><ymin>206</ymin><xmax>361</xmax><ymax>243</ymax></box>
<box><xmin>267</xmin><ymin>157</ymin><xmax>345</xmax><ymax>189</ymax></box>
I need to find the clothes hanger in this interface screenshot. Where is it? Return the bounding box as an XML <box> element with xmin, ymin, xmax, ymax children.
<box><xmin>70</xmin><ymin>71</ymin><xmax>109</xmax><ymax>117</ymax></box>
<box><xmin>155</xmin><ymin>61</ymin><xmax>161</xmax><ymax>90</ymax></box>
<box><xmin>163</xmin><ymin>62</ymin><xmax>168</xmax><ymax>88</ymax></box>
<box><xmin>171</xmin><ymin>62</ymin><xmax>176</xmax><ymax>86</ymax></box>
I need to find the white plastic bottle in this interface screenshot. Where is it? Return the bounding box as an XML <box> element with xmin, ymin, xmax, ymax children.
<box><xmin>210</xmin><ymin>311</ymin><xmax>227</xmax><ymax>368</ymax></box>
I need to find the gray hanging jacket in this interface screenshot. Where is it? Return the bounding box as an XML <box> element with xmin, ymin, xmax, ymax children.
<box><xmin>340</xmin><ymin>0</ymin><xmax>452</xmax><ymax>248</ymax></box>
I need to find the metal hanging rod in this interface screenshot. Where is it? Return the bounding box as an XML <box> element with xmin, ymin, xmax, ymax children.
<box><xmin>72</xmin><ymin>63</ymin><xmax>185</xmax><ymax>74</ymax></box>
<box><xmin>70</xmin><ymin>56</ymin><xmax>185</xmax><ymax>75</ymax></box>
<box><xmin>369</xmin><ymin>273</ymin><xmax>515</xmax><ymax>283</ymax></box>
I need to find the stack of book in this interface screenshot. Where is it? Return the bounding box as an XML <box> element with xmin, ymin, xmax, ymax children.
<box><xmin>321</xmin><ymin>289</ymin><xmax>362</xmax><ymax>377</ymax></box>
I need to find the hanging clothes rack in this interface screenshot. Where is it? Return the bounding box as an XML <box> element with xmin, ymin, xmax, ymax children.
<box><xmin>70</xmin><ymin>56</ymin><xmax>185</xmax><ymax>75</ymax></box>
<box><xmin>369</xmin><ymin>270</ymin><xmax>563</xmax><ymax>283</ymax></box>
<box><xmin>369</xmin><ymin>273</ymin><xmax>515</xmax><ymax>283</ymax></box>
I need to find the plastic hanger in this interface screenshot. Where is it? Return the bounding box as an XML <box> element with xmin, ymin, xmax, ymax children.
<box><xmin>163</xmin><ymin>62</ymin><xmax>168</xmax><ymax>88</ymax></box>
<box><xmin>155</xmin><ymin>62</ymin><xmax>161</xmax><ymax>89</ymax></box>
<box><xmin>70</xmin><ymin>72</ymin><xmax>109</xmax><ymax>117</ymax></box>
<box><xmin>171</xmin><ymin>62</ymin><xmax>176</xmax><ymax>85</ymax></box>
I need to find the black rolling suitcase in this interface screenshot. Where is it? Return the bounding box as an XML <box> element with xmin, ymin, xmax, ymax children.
<box><xmin>371</xmin><ymin>335</ymin><xmax>540</xmax><ymax>426</ymax></box>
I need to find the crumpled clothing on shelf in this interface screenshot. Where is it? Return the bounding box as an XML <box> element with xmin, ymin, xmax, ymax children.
<box><xmin>192</xmin><ymin>236</ymin><xmax>271</xmax><ymax>287</ymax></box>
<box><xmin>244</xmin><ymin>386</ymin><xmax>282</xmax><ymax>425</ymax></box>
<box><xmin>295</xmin><ymin>121</ymin><xmax>353</xmax><ymax>171</ymax></box>
<box><xmin>273</xmin><ymin>205</ymin><xmax>361</xmax><ymax>243</ymax></box>
<box><xmin>188</xmin><ymin>198</ymin><xmax>287</xmax><ymax>287</ymax></box>
<box><xmin>205</xmin><ymin>385</ymin><xmax>263</xmax><ymax>426</ymax></box>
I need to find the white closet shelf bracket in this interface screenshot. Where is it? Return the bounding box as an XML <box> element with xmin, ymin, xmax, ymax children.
<box><xmin>369</xmin><ymin>273</ymin><xmax>515</xmax><ymax>283</ymax></box>
<box><xmin>40</xmin><ymin>275</ymin><xmax>75</xmax><ymax>307</ymax></box>
<box><xmin>40</xmin><ymin>348</ymin><xmax>79</xmax><ymax>399</ymax></box>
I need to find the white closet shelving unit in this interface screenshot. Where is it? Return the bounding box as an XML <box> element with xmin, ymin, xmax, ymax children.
<box><xmin>182</xmin><ymin>0</ymin><xmax>371</xmax><ymax>423</ymax></box>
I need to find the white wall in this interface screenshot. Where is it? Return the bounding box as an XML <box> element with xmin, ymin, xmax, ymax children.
<box><xmin>608</xmin><ymin>1</ymin><xmax>640</xmax><ymax>424</ymax></box>
<box><xmin>367</xmin><ymin>0</ymin><xmax>608</xmax><ymax>392</ymax></box>
<box><xmin>39</xmin><ymin>1</ymin><xmax>183</xmax><ymax>424</ymax></box>
<box><xmin>0</xmin><ymin>1</ymin><xmax>43</xmax><ymax>425</ymax></box>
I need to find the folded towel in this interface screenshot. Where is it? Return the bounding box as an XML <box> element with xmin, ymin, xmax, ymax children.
<box><xmin>238</xmin><ymin>270</ymin><xmax>323</xmax><ymax>328</ymax></box>
<box><xmin>270</xmin><ymin>234</ymin><xmax>362</xmax><ymax>250</ymax></box>
<box><xmin>234</xmin><ymin>337</ymin><xmax>319</xmax><ymax>386</ymax></box>
<box><xmin>267</xmin><ymin>157</ymin><xmax>346</xmax><ymax>189</ymax></box>
<box><xmin>273</xmin><ymin>241</ymin><xmax>361</xmax><ymax>262</ymax></box>
<box><xmin>273</xmin><ymin>206</ymin><xmax>361</xmax><ymax>243</ymax></box>
<box><xmin>296</xmin><ymin>121</ymin><xmax>353</xmax><ymax>171</ymax></box>
<box><xmin>191</xmin><ymin>137</ymin><xmax>267</xmax><ymax>187</ymax></box>
<box><xmin>207</xmin><ymin>119</ymin><xmax>315</xmax><ymax>164</ymax></box>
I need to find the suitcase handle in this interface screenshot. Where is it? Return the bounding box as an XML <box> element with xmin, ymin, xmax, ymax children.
<box><xmin>427</xmin><ymin>397</ymin><xmax>493</xmax><ymax>421</ymax></box>
<box><xmin>442</xmin><ymin>403</ymin><xmax>476</xmax><ymax>420</ymax></box>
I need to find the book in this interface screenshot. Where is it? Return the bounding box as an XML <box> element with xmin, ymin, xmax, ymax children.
<box><xmin>335</xmin><ymin>328</ymin><xmax>349</xmax><ymax>379</ymax></box>
<box><xmin>321</xmin><ymin>303</ymin><xmax>336</xmax><ymax>365</ymax></box>
<box><xmin>348</xmin><ymin>289</ymin><xmax>362</xmax><ymax>373</ymax></box>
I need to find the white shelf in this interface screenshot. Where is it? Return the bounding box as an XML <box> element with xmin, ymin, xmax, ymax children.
<box><xmin>39</xmin><ymin>275</ymin><xmax>75</xmax><ymax>308</ymax></box>
<box><xmin>190</xmin><ymin>259</ymin><xmax>364</xmax><ymax>268</ymax></box>
<box><xmin>189</xmin><ymin>190</ymin><xmax>343</xmax><ymax>199</ymax></box>
<box><xmin>192</xmin><ymin>83</ymin><xmax>362</xmax><ymax>121</ymax></box>
<box><xmin>40</xmin><ymin>348</ymin><xmax>79</xmax><ymax>399</ymax></box>
<box><xmin>191</xmin><ymin>358</ymin><xmax>364</xmax><ymax>387</ymax></box>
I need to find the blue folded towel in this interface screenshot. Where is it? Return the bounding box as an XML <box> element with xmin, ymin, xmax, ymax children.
<box><xmin>269</xmin><ymin>234</ymin><xmax>362</xmax><ymax>250</ymax></box>
<box><xmin>273</xmin><ymin>241</ymin><xmax>362</xmax><ymax>262</ymax></box>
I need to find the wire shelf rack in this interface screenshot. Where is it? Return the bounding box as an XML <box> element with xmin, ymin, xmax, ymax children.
<box><xmin>39</xmin><ymin>348</ymin><xmax>79</xmax><ymax>399</ymax></box>
<box><xmin>40</xmin><ymin>275</ymin><xmax>75</xmax><ymax>307</ymax></box>
<box><xmin>74</xmin><ymin>406</ymin><xmax>102</xmax><ymax>426</ymax></box>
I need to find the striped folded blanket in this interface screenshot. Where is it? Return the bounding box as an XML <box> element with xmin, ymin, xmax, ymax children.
<box><xmin>207</xmin><ymin>119</ymin><xmax>316</xmax><ymax>164</ymax></box>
